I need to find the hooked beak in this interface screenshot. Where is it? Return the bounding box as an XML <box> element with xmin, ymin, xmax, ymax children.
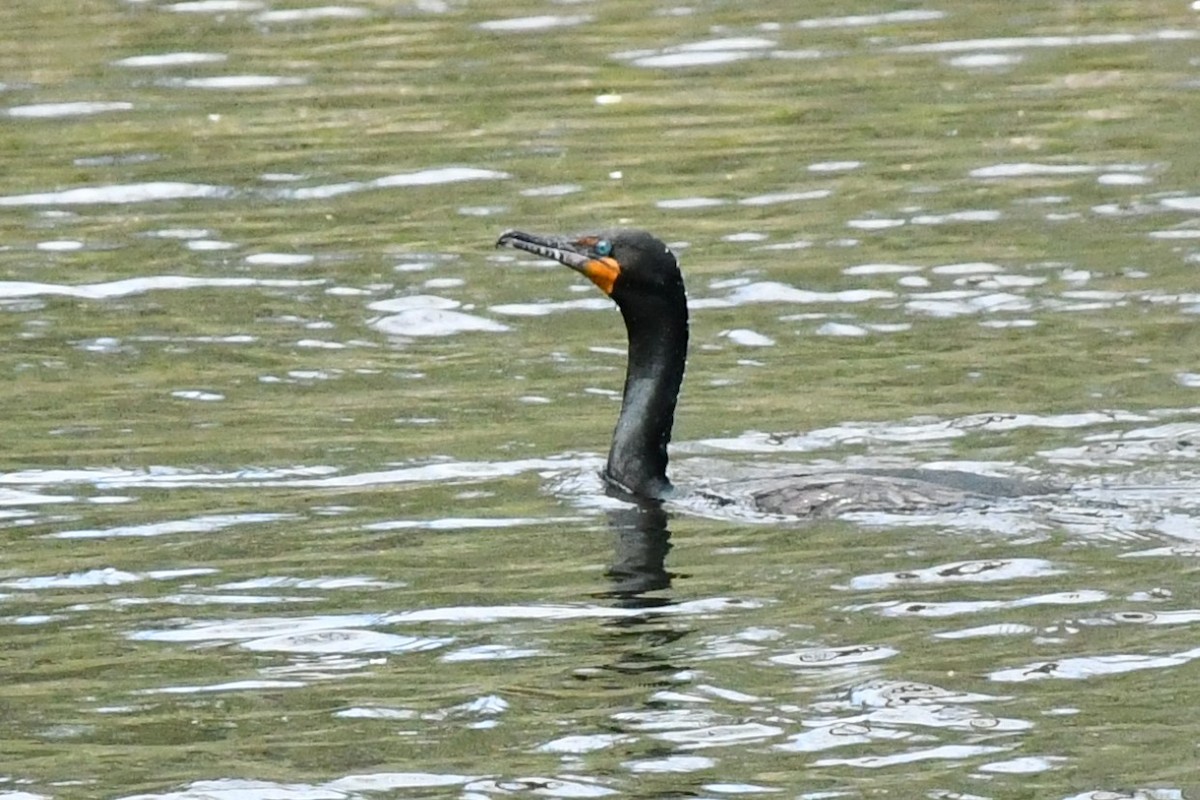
<box><xmin>496</xmin><ymin>229</ymin><xmax>621</xmax><ymax>295</ymax></box>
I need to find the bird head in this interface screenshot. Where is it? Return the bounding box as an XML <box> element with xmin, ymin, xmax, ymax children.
<box><xmin>496</xmin><ymin>228</ymin><xmax>684</xmax><ymax>307</ymax></box>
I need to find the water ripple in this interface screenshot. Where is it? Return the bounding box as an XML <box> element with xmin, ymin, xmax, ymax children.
<box><xmin>846</xmin><ymin>558</ymin><xmax>1064</xmax><ymax>591</ymax></box>
<box><xmin>49</xmin><ymin>512</ymin><xmax>295</xmax><ymax>539</ymax></box>
<box><xmin>869</xmin><ymin>590</ymin><xmax>1108</xmax><ymax>619</ymax></box>
<box><xmin>164</xmin><ymin>0</ymin><xmax>264</xmax><ymax>12</ymax></box>
<box><xmin>113</xmin><ymin>53</ymin><xmax>227</xmax><ymax>67</ymax></box>
<box><xmin>477</xmin><ymin>15</ymin><xmax>592</xmax><ymax>32</ymax></box>
<box><xmin>254</xmin><ymin>6</ymin><xmax>369</xmax><ymax>23</ymax></box>
<box><xmin>0</xmin><ymin>168</ymin><xmax>508</xmax><ymax>207</ymax></box>
<box><xmin>991</xmin><ymin>647</ymin><xmax>1200</xmax><ymax>682</ymax></box>
<box><xmin>618</xmin><ymin>37</ymin><xmax>776</xmax><ymax>69</ymax></box>
<box><xmin>795</xmin><ymin>10</ymin><xmax>945</xmax><ymax>28</ymax></box>
<box><xmin>0</xmin><ymin>182</ymin><xmax>230</xmax><ymax>205</ymax></box>
<box><xmin>894</xmin><ymin>29</ymin><xmax>1198</xmax><ymax>53</ymax></box>
<box><xmin>813</xmin><ymin>743</ymin><xmax>1010</xmax><ymax>769</ymax></box>
<box><xmin>6</xmin><ymin>101</ymin><xmax>133</xmax><ymax>118</ymax></box>
<box><xmin>0</xmin><ymin>276</ymin><xmax>324</xmax><ymax>300</ymax></box>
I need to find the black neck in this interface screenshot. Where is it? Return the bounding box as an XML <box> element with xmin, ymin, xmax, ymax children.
<box><xmin>604</xmin><ymin>291</ymin><xmax>689</xmax><ymax>499</ymax></box>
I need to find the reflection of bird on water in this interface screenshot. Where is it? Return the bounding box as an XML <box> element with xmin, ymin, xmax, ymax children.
<box><xmin>603</xmin><ymin>501</ymin><xmax>673</xmax><ymax>603</ymax></box>
<box><xmin>496</xmin><ymin>228</ymin><xmax>1051</xmax><ymax>518</ymax></box>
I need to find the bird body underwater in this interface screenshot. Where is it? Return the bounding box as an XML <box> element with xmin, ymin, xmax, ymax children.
<box><xmin>495</xmin><ymin>228</ymin><xmax>1050</xmax><ymax>518</ymax></box>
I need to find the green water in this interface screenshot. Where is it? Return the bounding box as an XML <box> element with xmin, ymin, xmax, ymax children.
<box><xmin>3</xmin><ymin>1</ymin><xmax>1200</xmax><ymax>797</ymax></box>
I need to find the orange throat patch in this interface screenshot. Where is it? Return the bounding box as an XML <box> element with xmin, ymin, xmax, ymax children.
<box><xmin>583</xmin><ymin>257</ymin><xmax>620</xmax><ymax>295</ymax></box>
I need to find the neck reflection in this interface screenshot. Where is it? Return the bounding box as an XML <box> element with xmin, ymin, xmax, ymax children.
<box><xmin>601</xmin><ymin>495</ymin><xmax>674</xmax><ymax>606</ymax></box>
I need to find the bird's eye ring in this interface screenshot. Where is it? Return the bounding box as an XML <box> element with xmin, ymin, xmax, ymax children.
<box><xmin>594</xmin><ymin>239</ymin><xmax>613</xmax><ymax>257</ymax></box>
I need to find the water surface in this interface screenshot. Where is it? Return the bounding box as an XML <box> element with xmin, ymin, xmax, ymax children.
<box><xmin>3</xmin><ymin>1</ymin><xmax>1200</xmax><ymax>797</ymax></box>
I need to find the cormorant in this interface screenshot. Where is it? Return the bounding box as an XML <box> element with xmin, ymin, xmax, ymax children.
<box><xmin>496</xmin><ymin>228</ymin><xmax>1050</xmax><ymax>518</ymax></box>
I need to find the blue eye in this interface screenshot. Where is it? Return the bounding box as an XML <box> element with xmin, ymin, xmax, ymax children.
<box><xmin>595</xmin><ymin>239</ymin><xmax>613</xmax><ymax>257</ymax></box>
